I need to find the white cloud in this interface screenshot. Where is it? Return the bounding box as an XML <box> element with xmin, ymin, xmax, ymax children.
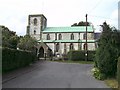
<box><xmin>0</xmin><ymin>0</ymin><xmax>119</xmax><ymax>35</ymax></box>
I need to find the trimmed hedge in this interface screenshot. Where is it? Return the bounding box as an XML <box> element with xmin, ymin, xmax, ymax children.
<box><xmin>2</xmin><ymin>47</ymin><xmax>36</xmax><ymax>72</ymax></box>
<box><xmin>118</xmin><ymin>57</ymin><xmax>120</xmax><ymax>90</ymax></box>
<box><xmin>67</xmin><ymin>50</ymin><xmax>95</xmax><ymax>61</ymax></box>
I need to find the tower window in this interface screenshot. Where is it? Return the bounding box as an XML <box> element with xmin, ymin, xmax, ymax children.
<box><xmin>58</xmin><ymin>34</ymin><xmax>62</xmax><ymax>40</ymax></box>
<box><xmin>34</xmin><ymin>18</ymin><xmax>37</xmax><ymax>25</ymax></box>
<box><xmin>47</xmin><ymin>34</ymin><xmax>50</xmax><ymax>40</ymax></box>
<box><xmin>71</xmin><ymin>33</ymin><xmax>74</xmax><ymax>40</ymax></box>
<box><xmin>34</xmin><ymin>30</ymin><xmax>36</xmax><ymax>35</ymax></box>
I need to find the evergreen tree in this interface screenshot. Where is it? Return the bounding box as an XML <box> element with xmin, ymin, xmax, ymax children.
<box><xmin>95</xmin><ymin>22</ymin><xmax>120</xmax><ymax>78</ymax></box>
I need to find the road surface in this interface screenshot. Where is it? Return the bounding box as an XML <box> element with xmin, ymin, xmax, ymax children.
<box><xmin>2</xmin><ymin>61</ymin><xmax>109</xmax><ymax>88</ymax></box>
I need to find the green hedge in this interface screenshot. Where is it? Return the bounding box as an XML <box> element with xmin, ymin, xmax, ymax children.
<box><xmin>2</xmin><ymin>47</ymin><xmax>36</xmax><ymax>72</ymax></box>
<box><xmin>67</xmin><ymin>50</ymin><xmax>95</xmax><ymax>61</ymax></box>
<box><xmin>118</xmin><ymin>57</ymin><xmax>120</xmax><ymax>89</ymax></box>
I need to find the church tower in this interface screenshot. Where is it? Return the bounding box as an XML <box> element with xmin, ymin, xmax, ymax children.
<box><xmin>26</xmin><ymin>14</ymin><xmax>47</xmax><ymax>40</ymax></box>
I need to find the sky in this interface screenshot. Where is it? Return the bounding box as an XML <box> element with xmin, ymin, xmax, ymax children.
<box><xmin>0</xmin><ymin>0</ymin><xmax>119</xmax><ymax>36</ymax></box>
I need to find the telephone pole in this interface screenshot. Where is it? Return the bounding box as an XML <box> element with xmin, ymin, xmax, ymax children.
<box><xmin>85</xmin><ymin>14</ymin><xmax>88</xmax><ymax>61</ymax></box>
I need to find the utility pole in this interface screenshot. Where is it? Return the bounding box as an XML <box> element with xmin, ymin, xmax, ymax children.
<box><xmin>85</xmin><ymin>14</ymin><xmax>88</xmax><ymax>61</ymax></box>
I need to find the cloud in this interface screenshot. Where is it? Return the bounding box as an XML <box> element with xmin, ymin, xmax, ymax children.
<box><xmin>0</xmin><ymin>0</ymin><xmax>119</xmax><ymax>35</ymax></box>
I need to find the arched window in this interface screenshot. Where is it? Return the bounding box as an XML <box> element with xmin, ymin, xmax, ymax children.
<box><xmin>71</xmin><ymin>33</ymin><xmax>74</xmax><ymax>40</ymax></box>
<box><xmin>64</xmin><ymin>43</ymin><xmax>67</xmax><ymax>54</ymax></box>
<box><xmin>83</xmin><ymin>33</ymin><xmax>86</xmax><ymax>39</ymax></box>
<box><xmin>70</xmin><ymin>43</ymin><xmax>74</xmax><ymax>50</ymax></box>
<box><xmin>34</xmin><ymin>18</ymin><xmax>37</xmax><ymax>25</ymax></box>
<box><xmin>83</xmin><ymin>43</ymin><xmax>88</xmax><ymax>50</ymax></box>
<box><xmin>34</xmin><ymin>30</ymin><xmax>36</xmax><ymax>35</ymax></box>
<box><xmin>56</xmin><ymin>43</ymin><xmax>59</xmax><ymax>52</ymax></box>
<box><xmin>47</xmin><ymin>34</ymin><xmax>50</xmax><ymax>40</ymax></box>
<box><xmin>58</xmin><ymin>34</ymin><xmax>62</xmax><ymax>40</ymax></box>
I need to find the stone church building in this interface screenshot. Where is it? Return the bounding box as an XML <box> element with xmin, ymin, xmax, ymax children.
<box><xmin>26</xmin><ymin>14</ymin><xmax>96</xmax><ymax>58</ymax></box>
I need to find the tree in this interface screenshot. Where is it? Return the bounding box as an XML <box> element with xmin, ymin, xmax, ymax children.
<box><xmin>71</xmin><ymin>21</ymin><xmax>90</xmax><ymax>26</ymax></box>
<box><xmin>8</xmin><ymin>36</ymin><xmax>20</xmax><ymax>49</ymax></box>
<box><xmin>1</xmin><ymin>25</ymin><xmax>20</xmax><ymax>49</ymax></box>
<box><xmin>17</xmin><ymin>35</ymin><xmax>37</xmax><ymax>51</ymax></box>
<box><xmin>95</xmin><ymin>22</ymin><xmax>120</xmax><ymax>78</ymax></box>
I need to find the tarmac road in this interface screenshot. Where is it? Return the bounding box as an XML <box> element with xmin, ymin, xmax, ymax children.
<box><xmin>2</xmin><ymin>61</ymin><xmax>109</xmax><ymax>88</ymax></box>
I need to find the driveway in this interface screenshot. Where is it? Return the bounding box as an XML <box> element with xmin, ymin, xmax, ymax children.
<box><xmin>2</xmin><ymin>61</ymin><xmax>109</xmax><ymax>88</ymax></box>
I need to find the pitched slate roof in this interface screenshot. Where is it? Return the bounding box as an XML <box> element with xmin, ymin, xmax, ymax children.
<box><xmin>43</xmin><ymin>26</ymin><xmax>94</xmax><ymax>33</ymax></box>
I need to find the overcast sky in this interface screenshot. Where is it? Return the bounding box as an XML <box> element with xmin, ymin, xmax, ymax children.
<box><xmin>0</xmin><ymin>0</ymin><xmax>119</xmax><ymax>35</ymax></box>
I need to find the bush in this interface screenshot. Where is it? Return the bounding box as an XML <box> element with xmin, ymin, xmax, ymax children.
<box><xmin>118</xmin><ymin>57</ymin><xmax>120</xmax><ymax>89</ymax></box>
<box><xmin>67</xmin><ymin>50</ymin><xmax>84</xmax><ymax>61</ymax></box>
<box><xmin>91</xmin><ymin>68</ymin><xmax>106</xmax><ymax>80</ymax></box>
<box><xmin>95</xmin><ymin>45</ymin><xmax>118</xmax><ymax>78</ymax></box>
<box><xmin>2</xmin><ymin>47</ymin><xmax>36</xmax><ymax>72</ymax></box>
<box><xmin>67</xmin><ymin>50</ymin><xmax>95</xmax><ymax>61</ymax></box>
<box><xmin>88</xmin><ymin>51</ymin><xmax>96</xmax><ymax>61</ymax></box>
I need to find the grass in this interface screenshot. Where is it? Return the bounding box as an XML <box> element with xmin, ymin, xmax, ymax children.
<box><xmin>49</xmin><ymin>60</ymin><xmax>94</xmax><ymax>64</ymax></box>
<box><xmin>104</xmin><ymin>78</ymin><xmax>118</xmax><ymax>89</ymax></box>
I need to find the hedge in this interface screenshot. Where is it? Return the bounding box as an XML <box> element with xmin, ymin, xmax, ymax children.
<box><xmin>2</xmin><ymin>47</ymin><xmax>36</xmax><ymax>72</ymax></box>
<box><xmin>67</xmin><ymin>50</ymin><xmax>95</xmax><ymax>61</ymax></box>
<box><xmin>118</xmin><ymin>57</ymin><xmax>120</xmax><ymax>90</ymax></box>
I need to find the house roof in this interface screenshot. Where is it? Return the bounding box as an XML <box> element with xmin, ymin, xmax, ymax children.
<box><xmin>38</xmin><ymin>40</ymin><xmax>95</xmax><ymax>43</ymax></box>
<box><xmin>43</xmin><ymin>26</ymin><xmax>94</xmax><ymax>33</ymax></box>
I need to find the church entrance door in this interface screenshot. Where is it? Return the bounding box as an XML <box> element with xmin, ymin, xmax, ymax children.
<box><xmin>39</xmin><ymin>47</ymin><xmax>44</xmax><ymax>58</ymax></box>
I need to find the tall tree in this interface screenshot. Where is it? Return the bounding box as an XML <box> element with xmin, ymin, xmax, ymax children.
<box><xmin>95</xmin><ymin>22</ymin><xmax>120</xmax><ymax>78</ymax></box>
<box><xmin>1</xmin><ymin>25</ymin><xmax>19</xmax><ymax>49</ymax></box>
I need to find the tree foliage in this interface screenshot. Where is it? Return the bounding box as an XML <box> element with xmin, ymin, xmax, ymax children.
<box><xmin>95</xmin><ymin>22</ymin><xmax>120</xmax><ymax>78</ymax></box>
<box><xmin>71</xmin><ymin>21</ymin><xmax>90</xmax><ymax>26</ymax></box>
<box><xmin>1</xmin><ymin>26</ymin><xmax>20</xmax><ymax>49</ymax></box>
<box><xmin>17</xmin><ymin>35</ymin><xmax>37</xmax><ymax>51</ymax></box>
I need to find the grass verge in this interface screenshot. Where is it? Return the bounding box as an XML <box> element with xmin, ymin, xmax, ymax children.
<box><xmin>104</xmin><ymin>78</ymin><xmax>118</xmax><ymax>89</ymax></box>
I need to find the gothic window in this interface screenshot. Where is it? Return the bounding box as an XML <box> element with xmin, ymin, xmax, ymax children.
<box><xmin>47</xmin><ymin>34</ymin><xmax>50</xmax><ymax>40</ymax></box>
<box><xmin>70</xmin><ymin>43</ymin><xmax>74</xmax><ymax>50</ymax></box>
<box><xmin>71</xmin><ymin>33</ymin><xmax>74</xmax><ymax>40</ymax></box>
<box><xmin>58</xmin><ymin>33</ymin><xmax>62</xmax><ymax>40</ymax></box>
<box><xmin>56</xmin><ymin>43</ymin><xmax>59</xmax><ymax>52</ymax></box>
<box><xmin>79</xmin><ymin>33</ymin><xmax>80</xmax><ymax>40</ymax></box>
<box><xmin>83</xmin><ymin>43</ymin><xmax>88</xmax><ymax>50</ymax></box>
<box><xmin>34</xmin><ymin>18</ymin><xmax>37</xmax><ymax>25</ymax></box>
<box><xmin>83</xmin><ymin>33</ymin><xmax>86</xmax><ymax>39</ymax></box>
<box><xmin>34</xmin><ymin>30</ymin><xmax>36</xmax><ymax>35</ymax></box>
<box><xmin>64</xmin><ymin>43</ymin><xmax>67</xmax><ymax>54</ymax></box>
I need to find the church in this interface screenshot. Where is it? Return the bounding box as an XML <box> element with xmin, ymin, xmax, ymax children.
<box><xmin>26</xmin><ymin>14</ymin><xmax>96</xmax><ymax>58</ymax></box>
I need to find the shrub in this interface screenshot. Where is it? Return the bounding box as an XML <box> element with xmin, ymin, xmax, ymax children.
<box><xmin>91</xmin><ymin>68</ymin><xmax>106</xmax><ymax>80</ymax></box>
<box><xmin>2</xmin><ymin>47</ymin><xmax>36</xmax><ymax>72</ymax></box>
<box><xmin>67</xmin><ymin>50</ymin><xmax>95</xmax><ymax>61</ymax></box>
<box><xmin>88</xmin><ymin>51</ymin><xmax>96</xmax><ymax>61</ymax></box>
<box><xmin>67</xmin><ymin>50</ymin><xmax>84</xmax><ymax>61</ymax></box>
<box><xmin>95</xmin><ymin>44</ymin><xmax>118</xmax><ymax>78</ymax></box>
<box><xmin>118</xmin><ymin>57</ymin><xmax>120</xmax><ymax>89</ymax></box>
